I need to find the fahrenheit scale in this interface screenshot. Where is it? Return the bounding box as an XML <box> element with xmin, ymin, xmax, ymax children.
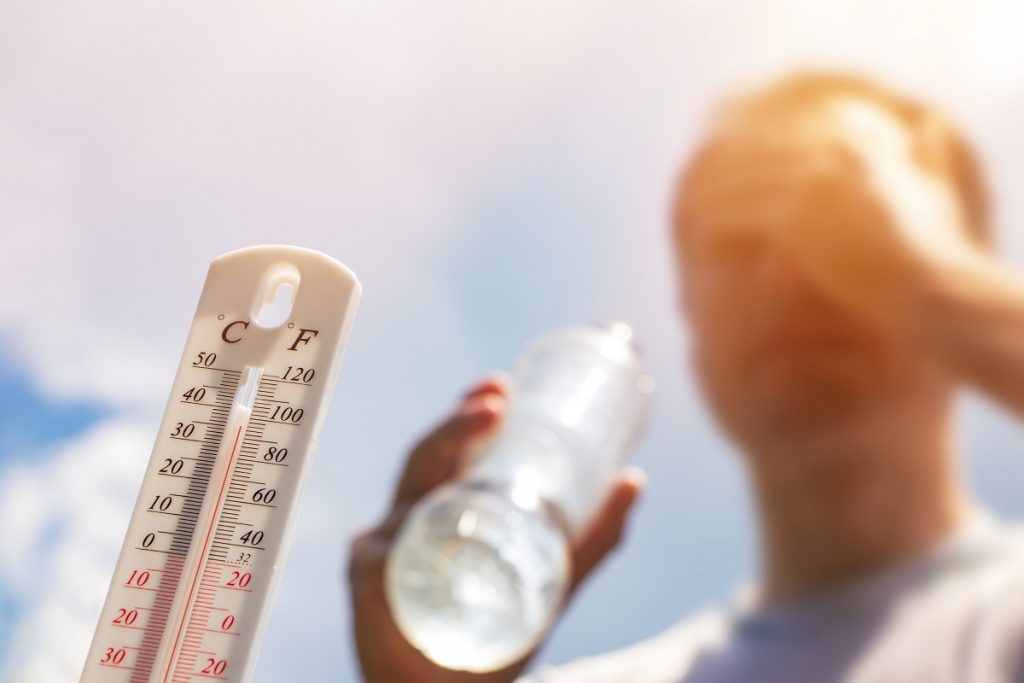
<box><xmin>81</xmin><ymin>246</ymin><xmax>360</xmax><ymax>682</ymax></box>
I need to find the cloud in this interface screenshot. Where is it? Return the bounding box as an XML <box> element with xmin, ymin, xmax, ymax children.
<box><xmin>1</xmin><ymin>0</ymin><xmax>1023</xmax><ymax>405</ymax></box>
<box><xmin>0</xmin><ymin>0</ymin><xmax>631</xmax><ymax>409</ymax></box>
<box><xmin>0</xmin><ymin>420</ymin><xmax>149</xmax><ymax>682</ymax></box>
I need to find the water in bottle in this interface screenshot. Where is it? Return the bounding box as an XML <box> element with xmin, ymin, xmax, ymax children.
<box><xmin>385</xmin><ymin>322</ymin><xmax>652</xmax><ymax>672</ymax></box>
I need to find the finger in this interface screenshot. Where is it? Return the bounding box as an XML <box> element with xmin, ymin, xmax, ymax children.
<box><xmin>348</xmin><ymin>526</ymin><xmax>394</xmax><ymax>599</ymax></box>
<box><xmin>682</xmin><ymin>131</ymin><xmax>860</xmax><ymax>198</ymax></box>
<box><xmin>681</xmin><ymin>152</ymin><xmax>857</xmax><ymax>222</ymax></box>
<box><xmin>696</xmin><ymin>116</ymin><xmax>852</xmax><ymax>168</ymax></box>
<box><xmin>354</xmin><ymin>377</ymin><xmax>510</xmax><ymax>591</ymax></box>
<box><xmin>569</xmin><ymin>467</ymin><xmax>646</xmax><ymax>593</ymax></box>
<box><xmin>376</xmin><ymin>499</ymin><xmax>416</xmax><ymax>539</ymax></box>
<box><xmin>393</xmin><ymin>391</ymin><xmax>506</xmax><ymax>505</ymax></box>
<box><xmin>462</xmin><ymin>372</ymin><xmax>511</xmax><ymax>401</ymax></box>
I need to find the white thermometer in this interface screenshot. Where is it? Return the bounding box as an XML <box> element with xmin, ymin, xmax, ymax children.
<box><xmin>81</xmin><ymin>246</ymin><xmax>360</xmax><ymax>683</ymax></box>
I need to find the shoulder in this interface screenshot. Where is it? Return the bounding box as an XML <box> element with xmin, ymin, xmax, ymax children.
<box><xmin>898</xmin><ymin>516</ymin><xmax>1024</xmax><ymax>623</ymax></box>
<box><xmin>517</xmin><ymin>610</ymin><xmax>729</xmax><ymax>683</ymax></box>
<box><xmin>859</xmin><ymin>517</ymin><xmax>1024</xmax><ymax>679</ymax></box>
<box><xmin>938</xmin><ymin>517</ymin><xmax>1024</xmax><ymax>594</ymax></box>
<box><xmin>957</xmin><ymin>519</ymin><xmax>1024</xmax><ymax>638</ymax></box>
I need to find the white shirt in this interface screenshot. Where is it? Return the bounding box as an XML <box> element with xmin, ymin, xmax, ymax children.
<box><xmin>520</xmin><ymin>516</ymin><xmax>1024</xmax><ymax>683</ymax></box>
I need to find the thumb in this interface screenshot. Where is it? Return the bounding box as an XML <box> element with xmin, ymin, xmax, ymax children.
<box><xmin>568</xmin><ymin>467</ymin><xmax>646</xmax><ymax>593</ymax></box>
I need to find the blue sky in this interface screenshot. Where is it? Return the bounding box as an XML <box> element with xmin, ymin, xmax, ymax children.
<box><xmin>3</xmin><ymin>2</ymin><xmax>1024</xmax><ymax>681</ymax></box>
<box><xmin>0</xmin><ymin>363</ymin><xmax>97</xmax><ymax>662</ymax></box>
<box><xmin>0</xmin><ymin>360</ymin><xmax>108</xmax><ymax>466</ymax></box>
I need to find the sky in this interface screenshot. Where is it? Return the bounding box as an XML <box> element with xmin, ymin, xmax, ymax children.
<box><xmin>3</xmin><ymin>1</ymin><xmax>1024</xmax><ymax>681</ymax></box>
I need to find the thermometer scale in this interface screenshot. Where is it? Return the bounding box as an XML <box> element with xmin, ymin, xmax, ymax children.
<box><xmin>81</xmin><ymin>246</ymin><xmax>360</xmax><ymax>682</ymax></box>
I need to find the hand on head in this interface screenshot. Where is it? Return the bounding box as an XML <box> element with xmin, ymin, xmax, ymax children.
<box><xmin>678</xmin><ymin>97</ymin><xmax>989</xmax><ymax>338</ymax></box>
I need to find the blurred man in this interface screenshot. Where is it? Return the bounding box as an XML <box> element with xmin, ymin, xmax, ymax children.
<box><xmin>348</xmin><ymin>72</ymin><xmax>1024</xmax><ymax>681</ymax></box>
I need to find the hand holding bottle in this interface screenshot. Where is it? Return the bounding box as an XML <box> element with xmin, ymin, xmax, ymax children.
<box><xmin>349</xmin><ymin>375</ymin><xmax>645</xmax><ymax>683</ymax></box>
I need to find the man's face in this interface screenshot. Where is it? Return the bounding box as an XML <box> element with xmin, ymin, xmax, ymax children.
<box><xmin>674</xmin><ymin>112</ymin><xmax>948</xmax><ymax>450</ymax></box>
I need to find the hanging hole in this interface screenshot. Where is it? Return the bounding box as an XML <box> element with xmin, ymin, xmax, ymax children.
<box><xmin>252</xmin><ymin>265</ymin><xmax>300</xmax><ymax>329</ymax></box>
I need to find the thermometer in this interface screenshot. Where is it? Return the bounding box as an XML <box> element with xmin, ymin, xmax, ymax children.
<box><xmin>81</xmin><ymin>246</ymin><xmax>360</xmax><ymax>683</ymax></box>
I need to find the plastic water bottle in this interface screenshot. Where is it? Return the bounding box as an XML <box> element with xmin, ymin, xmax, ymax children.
<box><xmin>385</xmin><ymin>322</ymin><xmax>652</xmax><ymax>672</ymax></box>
